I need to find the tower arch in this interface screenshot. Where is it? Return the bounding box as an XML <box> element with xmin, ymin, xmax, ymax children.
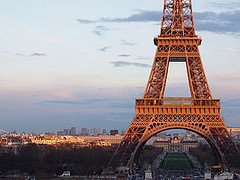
<box><xmin>110</xmin><ymin>0</ymin><xmax>240</xmax><ymax>171</ymax></box>
<box><xmin>128</xmin><ymin>126</ymin><xmax>224</xmax><ymax>169</ymax></box>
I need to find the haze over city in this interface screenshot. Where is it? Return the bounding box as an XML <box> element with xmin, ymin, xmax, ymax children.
<box><xmin>0</xmin><ymin>0</ymin><xmax>239</xmax><ymax>133</ymax></box>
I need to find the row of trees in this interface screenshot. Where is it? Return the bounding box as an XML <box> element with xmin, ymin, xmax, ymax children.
<box><xmin>0</xmin><ymin>144</ymin><xmax>114</xmax><ymax>176</ymax></box>
<box><xmin>189</xmin><ymin>143</ymin><xmax>216</xmax><ymax>167</ymax></box>
<box><xmin>1</xmin><ymin>142</ymin><xmax>238</xmax><ymax>176</ymax></box>
<box><xmin>0</xmin><ymin>143</ymin><xmax>164</xmax><ymax>176</ymax></box>
<box><xmin>189</xmin><ymin>143</ymin><xmax>240</xmax><ymax>169</ymax></box>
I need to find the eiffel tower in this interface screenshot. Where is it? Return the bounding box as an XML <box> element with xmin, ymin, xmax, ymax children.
<box><xmin>110</xmin><ymin>0</ymin><xmax>240</xmax><ymax>171</ymax></box>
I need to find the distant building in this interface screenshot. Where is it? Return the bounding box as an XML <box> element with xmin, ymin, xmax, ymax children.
<box><xmin>103</xmin><ymin>129</ymin><xmax>107</xmax><ymax>135</ymax></box>
<box><xmin>45</xmin><ymin>132</ymin><xmax>54</xmax><ymax>135</ymax></box>
<box><xmin>110</xmin><ymin>130</ymin><xmax>119</xmax><ymax>135</ymax></box>
<box><xmin>98</xmin><ymin>128</ymin><xmax>104</xmax><ymax>135</ymax></box>
<box><xmin>63</xmin><ymin>129</ymin><xmax>69</xmax><ymax>135</ymax></box>
<box><xmin>69</xmin><ymin>127</ymin><xmax>76</xmax><ymax>136</ymax></box>
<box><xmin>82</xmin><ymin>134</ymin><xmax>123</xmax><ymax>145</ymax></box>
<box><xmin>57</xmin><ymin>127</ymin><xmax>77</xmax><ymax>136</ymax></box>
<box><xmin>80</xmin><ymin>128</ymin><xmax>90</xmax><ymax>136</ymax></box>
<box><xmin>92</xmin><ymin>128</ymin><xmax>105</xmax><ymax>135</ymax></box>
<box><xmin>227</xmin><ymin>127</ymin><xmax>240</xmax><ymax>140</ymax></box>
<box><xmin>153</xmin><ymin>134</ymin><xmax>199</xmax><ymax>152</ymax></box>
<box><xmin>57</xmin><ymin>131</ymin><xmax>65</xmax><ymax>135</ymax></box>
<box><xmin>11</xmin><ymin>130</ymin><xmax>17</xmax><ymax>135</ymax></box>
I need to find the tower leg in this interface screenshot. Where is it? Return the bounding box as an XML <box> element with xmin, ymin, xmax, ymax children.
<box><xmin>110</xmin><ymin>114</ymin><xmax>240</xmax><ymax>171</ymax></box>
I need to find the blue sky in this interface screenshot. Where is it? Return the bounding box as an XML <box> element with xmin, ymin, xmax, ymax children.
<box><xmin>0</xmin><ymin>0</ymin><xmax>239</xmax><ymax>133</ymax></box>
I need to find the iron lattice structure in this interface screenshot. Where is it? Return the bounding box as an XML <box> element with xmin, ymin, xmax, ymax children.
<box><xmin>110</xmin><ymin>0</ymin><xmax>240</xmax><ymax>171</ymax></box>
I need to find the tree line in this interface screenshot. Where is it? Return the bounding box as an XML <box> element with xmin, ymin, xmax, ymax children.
<box><xmin>0</xmin><ymin>143</ymin><xmax>113</xmax><ymax>176</ymax></box>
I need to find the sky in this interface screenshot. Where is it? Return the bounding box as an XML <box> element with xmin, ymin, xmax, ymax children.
<box><xmin>0</xmin><ymin>0</ymin><xmax>239</xmax><ymax>133</ymax></box>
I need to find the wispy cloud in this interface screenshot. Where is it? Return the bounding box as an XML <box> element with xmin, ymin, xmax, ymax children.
<box><xmin>110</xmin><ymin>61</ymin><xmax>151</xmax><ymax>68</ymax></box>
<box><xmin>120</xmin><ymin>40</ymin><xmax>136</xmax><ymax>46</ymax></box>
<box><xmin>100</xmin><ymin>10</ymin><xmax>161</xmax><ymax>23</ymax></box>
<box><xmin>118</xmin><ymin>54</ymin><xmax>130</xmax><ymax>57</ymax></box>
<box><xmin>99</xmin><ymin>46</ymin><xmax>111</xmax><ymax>52</ymax></box>
<box><xmin>76</xmin><ymin>10</ymin><xmax>161</xmax><ymax>24</ymax></box>
<box><xmin>77</xmin><ymin>19</ymin><xmax>96</xmax><ymax>24</ymax></box>
<box><xmin>42</xmin><ymin>98</ymin><xmax>114</xmax><ymax>106</ymax></box>
<box><xmin>43</xmin><ymin>100</ymin><xmax>82</xmax><ymax>105</ymax></box>
<box><xmin>16</xmin><ymin>53</ymin><xmax>25</xmax><ymax>56</ymax></box>
<box><xmin>30</xmin><ymin>53</ymin><xmax>46</xmax><ymax>56</ymax></box>
<box><xmin>194</xmin><ymin>11</ymin><xmax>240</xmax><ymax>35</ymax></box>
<box><xmin>78</xmin><ymin>10</ymin><xmax>240</xmax><ymax>35</ymax></box>
<box><xmin>109</xmin><ymin>10</ymin><xmax>240</xmax><ymax>35</ymax></box>
<box><xmin>15</xmin><ymin>52</ymin><xmax>46</xmax><ymax>57</ymax></box>
<box><xmin>92</xmin><ymin>26</ymin><xmax>109</xmax><ymax>37</ymax></box>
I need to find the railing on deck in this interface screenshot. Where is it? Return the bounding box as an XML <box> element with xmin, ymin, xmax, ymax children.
<box><xmin>135</xmin><ymin>98</ymin><xmax>220</xmax><ymax>107</ymax></box>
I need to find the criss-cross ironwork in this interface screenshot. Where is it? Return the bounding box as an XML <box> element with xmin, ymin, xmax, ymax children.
<box><xmin>110</xmin><ymin>0</ymin><xmax>240</xmax><ymax>171</ymax></box>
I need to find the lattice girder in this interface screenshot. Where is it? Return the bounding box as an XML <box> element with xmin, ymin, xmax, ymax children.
<box><xmin>161</xmin><ymin>0</ymin><xmax>195</xmax><ymax>37</ymax></box>
<box><xmin>110</xmin><ymin>104</ymin><xmax>240</xmax><ymax>170</ymax></box>
<box><xmin>145</xmin><ymin>37</ymin><xmax>212</xmax><ymax>99</ymax></box>
<box><xmin>110</xmin><ymin>0</ymin><xmax>240</xmax><ymax>172</ymax></box>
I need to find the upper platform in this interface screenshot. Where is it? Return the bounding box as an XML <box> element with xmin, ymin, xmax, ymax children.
<box><xmin>136</xmin><ymin>98</ymin><xmax>220</xmax><ymax>107</ymax></box>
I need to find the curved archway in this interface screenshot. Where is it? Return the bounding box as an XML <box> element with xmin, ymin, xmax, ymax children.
<box><xmin>128</xmin><ymin>126</ymin><xmax>225</xmax><ymax>170</ymax></box>
<box><xmin>110</xmin><ymin>114</ymin><xmax>239</xmax><ymax>171</ymax></box>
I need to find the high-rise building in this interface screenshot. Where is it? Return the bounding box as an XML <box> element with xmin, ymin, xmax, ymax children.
<box><xmin>80</xmin><ymin>128</ymin><xmax>90</xmax><ymax>136</ymax></box>
<box><xmin>92</xmin><ymin>128</ymin><xmax>97</xmax><ymax>136</ymax></box>
<box><xmin>63</xmin><ymin>129</ymin><xmax>69</xmax><ymax>135</ymax></box>
<box><xmin>103</xmin><ymin>129</ymin><xmax>107</xmax><ymax>135</ymax></box>
<box><xmin>92</xmin><ymin>128</ymin><xmax>105</xmax><ymax>135</ymax></box>
<box><xmin>70</xmin><ymin>127</ymin><xmax>76</xmax><ymax>136</ymax></box>
<box><xmin>110</xmin><ymin>130</ymin><xmax>119</xmax><ymax>135</ymax></box>
<box><xmin>98</xmin><ymin>128</ymin><xmax>104</xmax><ymax>135</ymax></box>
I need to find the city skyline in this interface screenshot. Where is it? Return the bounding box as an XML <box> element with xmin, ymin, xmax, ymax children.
<box><xmin>0</xmin><ymin>0</ymin><xmax>240</xmax><ymax>133</ymax></box>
